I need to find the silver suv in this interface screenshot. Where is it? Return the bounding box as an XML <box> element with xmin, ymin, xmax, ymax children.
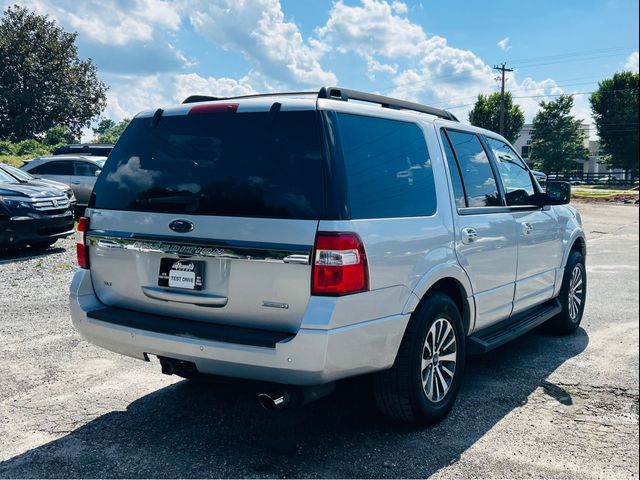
<box><xmin>69</xmin><ymin>87</ymin><xmax>586</xmax><ymax>426</ymax></box>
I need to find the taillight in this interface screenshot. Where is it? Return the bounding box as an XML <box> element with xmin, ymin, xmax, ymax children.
<box><xmin>188</xmin><ymin>103</ymin><xmax>239</xmax><ymax>115</ymax></box>
<box><xmin>311</xmin><ymin>232</ymin><xmax>368</xmax><ymax>296</ymax></box>
<box><xmin>76</xmin><ymin>216</ymin><xmax>89</xmax><ymax>269</ymax></box>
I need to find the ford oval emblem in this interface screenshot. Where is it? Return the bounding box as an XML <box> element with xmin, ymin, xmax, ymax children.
<box><xmin>169</xmin><ymin>219</ymin><xmax>194</xmax><ymax>233</ymax></box>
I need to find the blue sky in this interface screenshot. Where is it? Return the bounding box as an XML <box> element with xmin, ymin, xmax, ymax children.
<box><xmin>7</xmin><ymin>0</ymin><xmax>639</xmax><ymax>134</ymax></box>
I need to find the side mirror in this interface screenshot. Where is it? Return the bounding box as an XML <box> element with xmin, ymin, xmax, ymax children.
<box><xmin>94</xmin><ymin>169</ymin><xmax>102</xmax><ymax>177</ymax></box>
<box><xmin>543</xmin><ymin>181</ymin><xmax>571</xmax><ymax>205</ymax></box>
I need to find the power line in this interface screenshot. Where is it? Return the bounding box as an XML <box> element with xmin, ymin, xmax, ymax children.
<box><xmin>503</xmin><ymin>46</ymin><xmax>628</xmax><ymax>66</ymax></box>
<box><xmin>445</xmin><ymin>87</ymin><xmax>639</xmax><ymax>110</ymax></box>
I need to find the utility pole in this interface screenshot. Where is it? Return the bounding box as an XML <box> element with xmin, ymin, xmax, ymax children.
<box><xmin>493</xmin><ymin>63</ymin><xmax>513</xmax><ymax>136</ymax></box>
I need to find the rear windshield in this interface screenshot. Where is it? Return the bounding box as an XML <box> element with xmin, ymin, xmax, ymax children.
<box><xmin>91</xmin><ymin>110</ymin><xmax>325</xmax><ymax>219</ymax></box>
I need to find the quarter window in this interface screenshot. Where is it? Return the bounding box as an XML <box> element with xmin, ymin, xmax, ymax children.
<box><xmin>486</xmin><ymin>137</ymin><xmax>536</xmax><ymax>206</ymax></box>
<box><xmin>74</xmin><ymin>161</ymin><xmax>100</xmax><ymax>177</ymax></box>
<box><xmin>335</xmin><ymin>113</ymin><xmax>436</xmax><ymax>218</ymax></box>
<box><xmin>444</xmin><ymin>130</ymin><xmax>501</xmax><ymax>208</ymax></box>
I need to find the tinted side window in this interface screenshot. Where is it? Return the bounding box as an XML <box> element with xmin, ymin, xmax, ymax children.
<box><xmin>440</xmin><ymin>131</ymin><xmax>466</xmax><ymax>208</ymax></box>
<box><xmin>445</xmin><ymin>130</ymin><xmax>501</xmax><ymax>208</ymax></box>
<box><xmin>29</xmin><ymin>161</ymin><xmax>73</xmax><ymax>175</ymax></box>
<box><xmin>335</xmin><ymin>113</ymin><xmax>436</xmax><ymax>218</ymax></box>
<box><xmin>485</xmin><ymin>137</ymin><xmax>536</xmax><ymax>206</ymax></box>
<box><xmin>74</xmin><ymin>161</ymin><xmax>100</xmax><ymax>177</ymax></box>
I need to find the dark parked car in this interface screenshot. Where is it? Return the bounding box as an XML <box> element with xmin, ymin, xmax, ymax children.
<box><xmin>0</xmin><ymin>167</ymin><xmax>74</xmax><ymax>249</ymax></box>
<box><xmin>53</xmin><ymin>143</ymin><xmax>113</xmax><ymax>157</ymax></box>
<box><xmin>0</xmin><ymin>163</ymin><xmax>77</xmax><ymax>211</ymax></box>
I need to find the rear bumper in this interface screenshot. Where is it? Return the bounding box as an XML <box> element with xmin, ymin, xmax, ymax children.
<box><xmin>0</xmin><ymin>210</ymin><xmax>74</xmax><ymax>246</ymax></box>
<box><xmin>70</xmin><ymin>269</ymin><xmax>409</xmax><ymax>385</ymax></box>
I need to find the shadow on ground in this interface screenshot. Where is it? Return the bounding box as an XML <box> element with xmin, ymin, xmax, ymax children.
<box><xmin>0</xmin><ymin>327</ymin><xmax>588</xmax><ymax>478</ymax></box>
<box><xmin>0</xmin><ymin>245</ymin><xmax>66</xmax><ymax>264</ymax></box>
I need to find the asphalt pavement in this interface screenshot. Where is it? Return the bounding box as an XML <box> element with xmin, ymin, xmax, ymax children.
<box><xmin>0</xmin><ymin>203</ymin><xmax>638</xmax><ymax>478</ymax></box>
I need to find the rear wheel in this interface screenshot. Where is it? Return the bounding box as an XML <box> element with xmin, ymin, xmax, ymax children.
<box><xmin>548</xmin><ymin>249</ymin><xmax>586</xmax><ymax>334</ymax></box>
<box><xmin>374</xmin><ymin>292</ymin><xmax>466</xmax><ymax>426</ymax></box>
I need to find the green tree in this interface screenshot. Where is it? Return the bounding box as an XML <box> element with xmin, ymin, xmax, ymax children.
<box><xmin>590</xmin><ymin>71</ymin><xmax>639</xmax><ymax>180</ymax></box>
<box><xmin>95</xmin><ymin>118</ymin><xmax>130</xmax><ymax>144</ymax></box>
<box><xmin>92</xmin><ymin>118</ymin><xmax>117</xmax><ymax>138</ymax></box>
<box><xmin>468</xmin><ymin>92</ymin><xmax>525</xmax><ymax>143</ymax></box>
<box><xmin>529</xmin><ymin>95</ymin><xmax>589</xmax><ymax>175</ymax></box>
<box><xmin>0</xmin><ymin>5</ymin><xmax>107</xmax><ymax>141</ymax></box>
<box><xmin>43</xmin><ymin>125</ymin><xmax>77</xmax><ymax>146</ymax></box>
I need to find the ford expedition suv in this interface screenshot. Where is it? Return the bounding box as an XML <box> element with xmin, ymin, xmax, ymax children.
<box><xmin>70</xmin><ymin>87</ymin><xmax>586</xmax><ymax>426</ymax></box>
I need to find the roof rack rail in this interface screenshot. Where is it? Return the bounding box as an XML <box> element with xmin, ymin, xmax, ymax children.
<box><xmin>182</xmin><ymin>91</ymin><xmax>317</xmax><ymax>104</ymax></box>
<box><xmin>318</xmin><ymin>86</ymin><xmax>458</xmax><ymax>121</ymax></box>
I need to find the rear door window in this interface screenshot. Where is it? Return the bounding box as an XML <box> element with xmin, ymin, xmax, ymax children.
<box><xmin>444</xmin><ymin>130</ymin><xmax>502</xmax><ymax>208</ymax></box>
<box><xmin>91</xmin><ymin>110</ymin><xmax>324</xmax><ymax>219</ymax></box>
<box><xmin>29</xmin><ymin>161</ymin><xmax>73</xmax><ymax>175</ymax></box>
<box><xmin>334</xmin><ymin>113</ymin><xmax>436</xmax><ymax>218</ymax></box>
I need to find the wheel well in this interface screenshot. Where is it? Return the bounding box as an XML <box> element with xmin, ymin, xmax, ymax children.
<box><xmin>571</xmin><ymin>237</ymin><xmax>586</xmax><ymax>257</ymax></box>
<box><xmin>419</xmin><ymin>278</ymin><xmax>471</xmax><ymax>335</ymax></box>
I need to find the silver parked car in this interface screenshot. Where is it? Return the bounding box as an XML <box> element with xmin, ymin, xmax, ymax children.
<box><xmin>69</xmin><ymin>88</ymin><xmax>587</xmax><ymax>426</ymax></box>
<box><xmin>21</xmin><ymin>156</ymin><xmax>106</xmax><ymax>207</ymax></box>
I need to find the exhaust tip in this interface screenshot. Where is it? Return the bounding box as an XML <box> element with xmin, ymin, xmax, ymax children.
<box><xmin>258</xmin><ymin>391</ymin><xmax>290</xmax><ymax>411</ymax></box>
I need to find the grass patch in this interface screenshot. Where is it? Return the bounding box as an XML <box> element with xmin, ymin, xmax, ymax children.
<box><xmin>573</xmin><ymin>189</ymin><xmax>639</xmax><ymax>198</ymax></box>
<box><xmin>0</xmin><ymin>154</ymin><xmax>32</xmax><ymax>167</ymax></box>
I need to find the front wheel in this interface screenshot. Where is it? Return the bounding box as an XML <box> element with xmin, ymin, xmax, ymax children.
<box><xmin>548</xmin><ymin>249</ymin><xmax>586</xmax><ymax>334</ymax></box>
<box><xmin>373</xmin><ymin>292</ymin><xmax>466</xmax><ymax>426</ymax></box>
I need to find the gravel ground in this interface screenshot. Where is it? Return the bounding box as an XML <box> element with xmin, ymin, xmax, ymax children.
<box><xmin>0</xmin><ymin>203</ymin><xmax>638</xmax><ymax>478</ymax></box>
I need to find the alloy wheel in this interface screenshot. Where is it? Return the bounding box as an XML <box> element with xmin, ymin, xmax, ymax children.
<box><xmin>568</xmin><ymin>265</ymin><xmax>584</xmax><ymax>321</ymax></box>
<box><xmin>421</xmin><ymin>317</ymin><xmax>457</xmax><ymax>402</ymax></box>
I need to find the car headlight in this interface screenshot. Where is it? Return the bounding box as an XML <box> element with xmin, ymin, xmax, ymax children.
<box><xmin>0</xmin><ymin>196</ymin><xmax>33</xmax><ymax>211</ymax></box>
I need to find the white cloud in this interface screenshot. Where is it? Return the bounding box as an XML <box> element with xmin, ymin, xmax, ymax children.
<box><xmin>97</xmin><ymin>72</ymin><xmax>264</xmax><ymax>124</ymax></box>
<box><xmin>365</xmin><ymin>57</ymin><xmax>398</xmax><ymax>80</ymax></box>
<box><xmin>317</xmin><ymin>0</ymin><xmax>594</xmax><ymax>132</ymax></box>
<box><xmin>185</xmin><ymin>0</ymin><xmax>336</xmax><ymax>87</ymax></box>
<box><xmin>173</xmin><ymin>73</ymin><xmax>258</xmax><ymax>102</ymax></box>
<box><xmin>497</xmin><ymin>37</ymin><xmax>511</xmax><ymax>51</ymax></box>
<box><xmin>13</xmin><ymin>0</ymin><xmax>181</xmax><ymax>45</ymax></box>
<box><xmin>8</xmin><ymin>0</ymin><xmax>190</xmax><ymax>75</ymax></box>
<box><xmin>625</xmin><ymin>51</ymin><xmax>639</xmax><ymax>72</ymax></box>
<box><xmin>317</xmin><ymin>0</ymin><xmax>427</xmax><ymax>58</ymax></box>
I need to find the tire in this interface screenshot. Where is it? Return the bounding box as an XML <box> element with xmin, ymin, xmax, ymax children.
<box><xmin>373</xmin><ymin>292</ymin><xmax>466</xmax><ymax>426</ymax></box>
<box><xmin>548</xmin><ymin>249</ymin><xmax>586</xmax><ymax>334</ymax></box>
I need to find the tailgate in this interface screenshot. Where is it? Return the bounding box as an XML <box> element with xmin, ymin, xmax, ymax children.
<box><xmin>87</xmin><ymin>210</ymin><xmax>318</xmax><ymax>333</ymax></box>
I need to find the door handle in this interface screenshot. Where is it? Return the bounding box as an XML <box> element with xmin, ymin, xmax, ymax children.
<box><xmin>522</xmin><ymin>222</ymin><xmax>534</xmax><ymax>235</ymax></box>
<box><xmin>461</xmin><ymin>227</ymin><xmax>479</xmax><ymax>245</ymax></box>
<box><xmin>141</xmin><ymin>286</ymin><xmax>228</xmax><ymax>307</ymax></box>
<box><xmin>71</xmin><ymin>181</ymin><xmax>81</xmax><ymax>185</ymax></box>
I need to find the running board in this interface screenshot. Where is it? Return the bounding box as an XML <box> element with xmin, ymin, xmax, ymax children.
<box><xmin>468</xmin><ymin>298</ymin><xmax>562</xmax><ymax>354</ymax></box>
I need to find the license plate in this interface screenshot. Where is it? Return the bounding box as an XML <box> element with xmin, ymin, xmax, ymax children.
<box><xmin>158</xmin><ymin>258</ymin><xmax>204</xmax><ymax>291</ymax></box>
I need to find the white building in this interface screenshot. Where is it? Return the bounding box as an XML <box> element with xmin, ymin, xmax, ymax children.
<box><xmin>513</xmin><ymin>123</ymin><xmax>591</xmax><ymax>169</ymax></box>
<box><xmin>513</xmin><ymin>124</ymin><xmax>623</xmax><ymax>177</ymax></box>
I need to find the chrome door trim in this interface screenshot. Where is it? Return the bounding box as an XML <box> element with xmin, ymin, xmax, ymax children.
<box><xmin>87</xmin><ymin>231</ymin><xmax>312</xmax><ymax>264</ymax></box>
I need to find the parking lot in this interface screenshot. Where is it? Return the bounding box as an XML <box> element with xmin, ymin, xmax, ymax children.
<box><xmin>0</xmin><ymin>203</ymin><xmax>638</xmax><ymax>478</ymax></box>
